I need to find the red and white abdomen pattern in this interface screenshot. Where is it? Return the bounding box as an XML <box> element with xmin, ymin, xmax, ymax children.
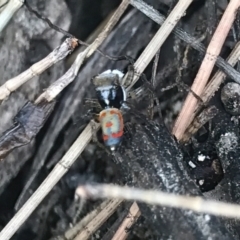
<box><xmin>99</xmin><ymin>108</ymin><xmax>124</xmax><ymax>148</ymax></box>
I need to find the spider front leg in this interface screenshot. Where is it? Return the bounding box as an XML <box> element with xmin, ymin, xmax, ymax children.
<box><xmin>85</xmin><ymin>96</ymin><xmax>112</xmax><ymax>154</ymax></box>
<box><xmin>122</xmin><ymin>64</ymin><xmax>136</xmax><ymax>88</ymax></box>
<box><xmin>90</xmin><ymin>115</ymin><xmax>100</xmax><ymax>144</ymax></box>
<box><xmin>135</xmin><ymin>73</ymin><xmax>162</xmax><ymax>120</ymax></box>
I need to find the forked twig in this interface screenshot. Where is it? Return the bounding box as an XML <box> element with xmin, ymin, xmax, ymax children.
<box><xmin>0</xmin><ymin>0</ymin><xmax>130</xmax><ymax>103</ymax></box>
<box><xmin>172</xmin><ymin>0</ymin><xmax>240</xmax><ymax>140</ymax></box>
<box><xmin>76</xmin><ymin>184</ymin><xmax>240</xmax><ymax>220</ymax></box>
<box><xmin>35</xmin><ymin>46</ymin><xmax>90</xmax><ymax>103</ymax></box>
<box><xmin>0</xmin><ymin>38</ymin><xmax>78</xmax><ymax>101</ymax></box>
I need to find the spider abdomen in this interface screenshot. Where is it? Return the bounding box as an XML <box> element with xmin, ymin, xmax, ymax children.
<box><xmin>99</xmin><ymin>108</ymin><xmax>124</xmax><ymax>151</ymax></box>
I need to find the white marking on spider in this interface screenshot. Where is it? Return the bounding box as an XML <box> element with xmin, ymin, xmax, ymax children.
<box><xmin>100</xmin><ymin>69</ymin><xmax>112</xmax><ymax>75</ymax></box>
<box><xmin>99</xmin><ymin>69</ymin><xmax>124</xmax><ymax>80</ymax></box>
<box><xmin>112</xmin><ymin>69</ymin><xmax>124</xmax><ymax>79</ymax></box>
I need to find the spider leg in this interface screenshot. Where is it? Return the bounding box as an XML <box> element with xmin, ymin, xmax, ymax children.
<box><xmin>84</xmin><ymin>98</ymin><xmax>102</xmax><ymax>111</ymax></box>
<box><xmin>123</xmin><ymin>64</ymin><xmax>136</xmax><ymax>88</ymax></box>
<box><xmin>90</xmin><ymin>119</ymin><xmax>112</xmax><ymax>155</ymax></box>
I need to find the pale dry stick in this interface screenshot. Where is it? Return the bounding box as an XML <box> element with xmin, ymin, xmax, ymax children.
<box><xmin>123</xmin><ymin>0</ymin><xmax>194</xmax><ymax>89</ymax></box>
<box><xmin>57</xmin><ymin>200</ymin><xmax>111</xmax><ymax>240</ymax></box>
<box><xmin>0</xmin><ymin>0</ymin><xmax>8</xmax><ymax>13</ymax></box>
<box><xmin>0</xmin><ymin>38</ymin><xmax>78</xmax><ymax>101</ymax></box>
<box><xmin>67</xmin><ymin>9</ymin><xmax>115</xmax><ymax>66</ymax></box>
<box><xmin>112</xmin><ymin>202</ymin><xmax>141</xmax><ymax>240</ymax></box>
<box><xmin>0</xmin><ymin>122</ymin><xmax>100</xmax><ymax>240</ymax></box>
<box><xmin>85</xmin><ymin>0</ymin><xmax>130</xmax><ymax>58</ymax></box>
<box><xmin>0</xmin><ymin>0</ymin><xmax>23</xmax><ymax>33</ymax></box>
<box><xmin>76</xmin><ymin>184</ymin><xmax>240</xmax><ymax>220</ymax></box>
<box><xmin>35</xmin><ymin>47</ymin><xmax>90</xmax><ymax>103</ymax></box>
<box><xmin>172</xmin><ymin>0</ymin><xmax>240</xmax><ymax>141</ymax></box>
<box><xmin>0</xmin><ymin>0</ymin><xmax>7</xmax><ymax>6</ymax></box>
<box><xmin>131</xmin><ymin>0</ymin><xmax>240</xmax><ymax>85</ymax></box>
<box><xmin>74</xmin><ymin>199</ymin><xmax>123</xmax><ymax>240</ymax></box>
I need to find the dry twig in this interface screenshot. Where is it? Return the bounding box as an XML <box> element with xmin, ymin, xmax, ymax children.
<box><xmin>0</xmin><ymin>38</ymin><xmax>78</xmax><ymax>101</ymax></box>
<box><xmin>112</xmin><ymin>202</ymin><xmax>140</xmax><ymax>240</ymax></box>
<box><xmin>0</xmin><ymin>0</ymin><xmax>23</xmax><ymax>33</ymax></box>
<box><xmin>74</xmin><ymin>199</ymin><xmax>123</xmax><ymax>240</ymax></box>
<box><xmin>0</xmin><ymin>0</ymin><xmax>129</xmax><ymax>103</ymax></box>
<box><xmin>85</xmin><ymin>0</ymin><xmax>130</xmax><ymax>58</ymax></box>
<box><xmin>0</xmin><ymin>0</ymin><xmax>8</xmax><ymax>13</ymax></box>
<box><xmin>123</xmin><ymin>0</ymin><xmax>194</xmax><ymax>89</ymax></box>
<box><xmin>76</xmin><ymin>184</ymin><xmax>240</xmax><ymax>220</ymax></box>
<box><xmin>182</xmin><ymin>106</ymin><xmax>219</xmax><ymax>143</ymax></box>
<box><xmin>200</xmin><ymin>42</ymin><xmax>240</xmax><ymax>107</ymax></box>
<box><xmin>0</xmin><ymin>122</ymin><xmax>99</xmax><ymax>240</ymax></box>
<box><xmin>131</xmin><ymin>0</ymin><xmax>240</xmax><ymax>84</ymax></box>
<box><xmin>172</xmin><ymin>0</ymin><xmax>240</xmax><ymax>140</ymax></box>
<box><xmin>183</xmin><ymin>41</ymin><xmax>240</xmax><ymax>140</ymax></box>
<box><xmin>54</xmin><ymin>200</ymin><xmax>111</xmax><ymax>240</ymax></box>
<box><xmin>35</xmin><ymin>47</ymin><xmax>90</xmax><ymax>103</ymax></box>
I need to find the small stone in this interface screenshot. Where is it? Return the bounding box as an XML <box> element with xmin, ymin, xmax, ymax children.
<box><xmin>188</xmin><ymin>161</ymin><xmax>196</xmax><ymax>168</ymax></box>
<box><xmin>199</xmin><ymin>179</ymin><xmax>204</xmax><ymax>185</ymax></box>
<box><xmin>221</xmin><ymin>82</ymin><xmax>240</xmax><ymax>115</ymax></box>
<box><xmin>198</xmin><ymin>154</ymin><xmax>206</xmax><ymax>161</ymax></box>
